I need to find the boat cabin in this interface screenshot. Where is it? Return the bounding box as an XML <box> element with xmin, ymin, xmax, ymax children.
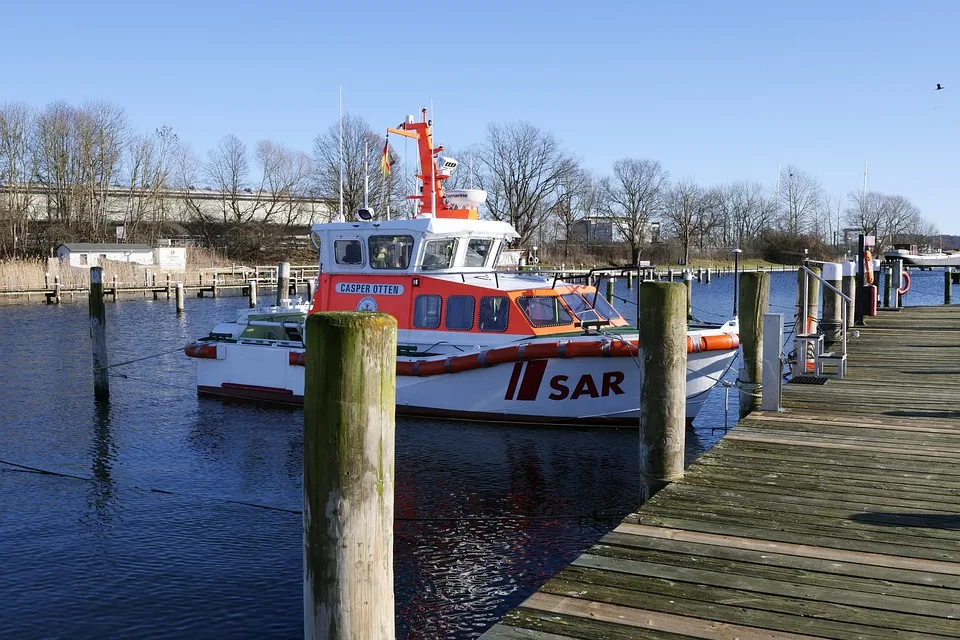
<box><xmin>309</xmin><ymin>216</ymin><xmax>627</xmax><ymax>340</ymax></box>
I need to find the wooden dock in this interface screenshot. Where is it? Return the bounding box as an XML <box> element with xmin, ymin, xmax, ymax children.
<box><xmin>483</xmin><ymin>305</ymin><xmax>960</xmax><ymax>639</ymax></box>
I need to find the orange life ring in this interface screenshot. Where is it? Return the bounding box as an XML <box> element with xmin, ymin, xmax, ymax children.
<box><xmin>898</xmin><ymin>270</ymin><xmax>911</xmax><ymax>296</ymax></box>
<box><xmin>863</xmin><ymin>250</ymin><xmax>874</xmax><ymax>285</ymax></box>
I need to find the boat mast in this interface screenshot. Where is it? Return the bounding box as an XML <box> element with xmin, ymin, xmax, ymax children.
<box><xmin>338</xmin><ymin>86</ymin><xmax>344</xmax><ymax>222</ymax></box>
<box><xmin>363</xmin><ymin>141</ymin><xmax>369</xmax><ymax>210</ymax></box>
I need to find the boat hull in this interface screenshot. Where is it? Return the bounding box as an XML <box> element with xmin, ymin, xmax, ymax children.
<box><xmin>191</xmin><ymin>340</ymin><xmax>736</xmax><ymax>425</ymax></box>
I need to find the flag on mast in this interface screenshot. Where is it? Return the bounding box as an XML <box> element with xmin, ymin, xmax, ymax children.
<box><xmin>380</xmin><ymin>138</ymin><xmax>391</xmax><ymax>176</ymax></box>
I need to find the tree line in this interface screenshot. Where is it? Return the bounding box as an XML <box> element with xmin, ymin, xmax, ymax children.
<box><xmin>0</xmin><ymin>100</ymin><xmax>939</xmax><ymax>262</ymax></box>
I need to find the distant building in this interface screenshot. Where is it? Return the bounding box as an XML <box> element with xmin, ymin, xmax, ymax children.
<box><xmin>55</xmin><ymin>243</ymin><xmax>186</xmax><ymax>269</ymax></box>
<box><xmin>565</xmin><ymin>216</ymin><xmax>660</xmax><ymax>244</ymax></box>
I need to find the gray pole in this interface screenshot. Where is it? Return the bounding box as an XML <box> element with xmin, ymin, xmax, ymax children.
<box><xmin>842</xmin><ymin>261</ymin><xmax>856</xmax><ymax>328</ymax></box>
<box><xmin>89</xmin><ymin>267</ymin><xmax>110</xmax><ymax>401</ymax></box>
<box><xmin>892</xmin><ymin>259</ymin><xmax>904</xmax><ymax>309</ymax></box>
<box><xmin>682</xmin><ymin>270</ymin><xmax>693</xmax><ymax>321</ymax></box>
<box><xmin>303</xmin><ymin>312</ymin><xmax>396</xmax><ymax>640</ymax></box>
<box><xmin>883</xmin><ymin>265</ymin><xmax>892</xmax><ymax>308</ymax></box>
<box><xmin>277</xmin><ymin>262</ymin><xmax>291</xmax><ymax>306</ymax></box>
<box><xmin>738</xmin><ymin>272</ymin><xmax>770</xmax><ymax>418</ymax></box>
<box><xmin>637</xmin><ymin>282</ymin><xmax>687</xmax><ymax>503</ymax></box>
<box><xmin>760</xmin><ymin>313</ymin><xmax>783</xmax><ymax>412</ymax></box>
<box><xmin>175</xmin><ymin>282</ymin><xmax>185</xmax><ymax>314</ymax></box>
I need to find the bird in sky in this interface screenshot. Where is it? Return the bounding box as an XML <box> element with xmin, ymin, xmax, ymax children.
<box><xmin>936</xmin><ymin>83</ymin><xmax>945</xmax><ymax>90</ymax></box>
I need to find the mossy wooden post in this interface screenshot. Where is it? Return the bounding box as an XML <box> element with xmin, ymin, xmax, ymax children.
<box><xmin>945</xmin><ymin>268</ymin><xmax>952</xmax><ymax>305</ymax></box>
<box><xmin>738</xmin><ymin>272</ymin><xmax>770</xmax><ymax>418</ymax></box>
<box><xmin>89</xmin><ymin>267</ymin><xmax>110</xmax><ymax>401</ymax></box>
<box><xmin>277</xmin><ymin>262</ymin><xmax>291</xmax><ymax>306</ymax></box>
<box><xmin>637</xmin><ymin>282</ymin><xmax>686</xmax><ymax>503</ymax></box>
<box><xmin>175</xmin><ymin>283</ymin><xmax>185</xmax><ymax>314</ymax></box>
<box><xmin>248</xmin><ymin>279</ymin><xmax>258</xmax><ymax>308</ymax></box>
<box><xmin>605</xmin><ymin>278</ymin><xmax>614</xmax><ymax>304</ymax></box>
<box><xmin>303</xmin><ymin>313</ymin><xmax>396</xmax><ymax>640</ymax></box>
<box><xmin>682</xmin><ymin>270</ymin><xmax>693</xmax><ymax>321</ymax></box>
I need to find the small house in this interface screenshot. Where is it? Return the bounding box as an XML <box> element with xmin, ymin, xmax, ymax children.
<box><xmin>56</xmin><ymin>243</ymin><xmax>155</xmax><ymax>268</ymax></box>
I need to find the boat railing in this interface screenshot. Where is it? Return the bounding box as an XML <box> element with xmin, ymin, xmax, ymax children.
<box><xmin>795</xmin><ymin>264</ymin><xmax>852</xmax><ymax>379</ymax></box>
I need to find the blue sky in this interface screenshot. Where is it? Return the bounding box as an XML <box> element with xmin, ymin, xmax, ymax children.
<box><xmin>3</xmin><ymin>1</ymin><xmax>957</xmax><ymax>232</ymax></box>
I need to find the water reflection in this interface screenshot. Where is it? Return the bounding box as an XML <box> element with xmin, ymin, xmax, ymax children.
<box><xmin>86</xmin><ymin>399</ymin><xmax>117</xmax><ymax>524</ymax></box>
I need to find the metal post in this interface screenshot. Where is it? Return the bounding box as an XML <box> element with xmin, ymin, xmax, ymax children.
<box><xmin>854</xmin><ymin>234</ymin><xmax>865</xmax><ymax>325</ymax></box>
<box><xmin>760</xmin><ymin>313</ymin><xmax>783</xmax><ymax>412</ymax></box>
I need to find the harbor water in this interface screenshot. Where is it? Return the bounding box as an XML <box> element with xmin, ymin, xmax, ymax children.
<box><xmin>0</xmin><ymin>268</ymin><xmax>947</xmax><ymax>639</ymax></box>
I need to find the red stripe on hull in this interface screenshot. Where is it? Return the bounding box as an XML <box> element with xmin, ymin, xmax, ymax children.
<box><xmin>198</xmin><ymin>384</ymin><xmax>303</xmax><ymax>405</ymax></box>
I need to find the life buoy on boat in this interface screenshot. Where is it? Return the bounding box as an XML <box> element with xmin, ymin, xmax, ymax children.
<box><xmin>863</xmin><ymin>250</ymin><xmax>874</xmax><ymax>285</ymax></box>
<box><xmin>898</xmin><ymin>270</ymin><xmax>911</xmax><ymax>296</ymax></box>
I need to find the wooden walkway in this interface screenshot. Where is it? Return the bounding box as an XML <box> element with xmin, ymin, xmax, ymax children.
<box><xmin>483</xmin><ymin>305</ymin><xmax>960</xmax><ymax>639</ymax></box>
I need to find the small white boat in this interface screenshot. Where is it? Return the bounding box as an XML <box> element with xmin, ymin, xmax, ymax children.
<box><xmin>185</xmin><ymin>110</ymin><xmax>740</xmax><ymax>425</ymax></box>
<box><xmin>884</xmin><ymin>244</ymin><xmax>960</xmax><ymax>268</ymax></box>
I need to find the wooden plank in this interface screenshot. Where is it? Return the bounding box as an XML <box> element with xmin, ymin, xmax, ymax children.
<box><xmin>516</xmin><ymin>593</ymin><xmax>827</xmax><ymax>640</ymax></box>
<box><xmin>499</xmin><ymin>607</ymin><xmax>694</xmax><ymax>640</ymax></box>
<box><xmin>614</xmin><ymin>524</ymin><xmax>960</xmax><ymax>575</ymax></box>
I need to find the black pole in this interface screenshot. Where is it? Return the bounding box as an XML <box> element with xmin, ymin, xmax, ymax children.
<box><xmin>855</xmin><ymin>233</ymin><xmax>865</xmax><ymax>326</ymax></box>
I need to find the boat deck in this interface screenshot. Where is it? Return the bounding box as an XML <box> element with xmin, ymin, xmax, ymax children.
<box><xmin>482</xmin><ymin>305</ymin><xmax>960</xmax><ymax>639</ymax></box>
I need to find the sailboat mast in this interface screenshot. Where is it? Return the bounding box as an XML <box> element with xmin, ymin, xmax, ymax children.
<box><xmin>338</xmin><ymin>86</ymin><xmax>344</xmax><ymax>221</ymax></box>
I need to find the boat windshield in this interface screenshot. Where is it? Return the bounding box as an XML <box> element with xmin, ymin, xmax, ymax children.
<box><xmin>561</xmin><ymin>292</ymin><xmax>623</xmax><ymax>323</ymax></box>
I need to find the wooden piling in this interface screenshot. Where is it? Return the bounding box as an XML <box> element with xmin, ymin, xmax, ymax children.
<box><xmin>88</xmin><ymin>267</ymin><xmax>110</xmax><ymax>401</ymax></box>
<box><xmin>111</xmin><ymin>275</ymin><xmax>118</xmax><ymax>302</ymax></box>
<box><xmin>682</xmin><ymin>270</ymin><xmax>693</xmax><ymax>320</ymax></box>
<box><xmin>303</xmin><ymin>312</ymin><xmax>397</xmax><ymax>640</ymax></box>
<box><xmin>277</xmin><ymin>262</ymin><xmax>291</xmax><ymax>306</ymax></box>
<box><xmin>53</xmin><ymin>275</ymin><xmax>62</xmax><ymax>305</ymax></box>
<box><xmin>626</xmin><ymin>271</ymin><xmax>633</xmax><ymax>290</ymax></box>
<box><xmin>738</xmin><ymin>272</ymin><xmax>769</xmax><ymax>418</ymax></box>
<box><xmin>842</xmin><ymin>261</ymin><xmax>856</xmax><ymax>328</ymax></box>
<box><xmin>175</xmin><ymin>283</ymin><xmax>185</xmax><ymax>314</ymax></box>
<box><xmin>946</xmin><ymin>268</ymin><xmax>952</xmax><ymax>305</ymax></box>
<box><xmin>197</xmin><ymin>273</ymin><xmax>204</xmax><ymax>298</ymax></box>
<box><xmin>696</xmin><ymin>268</ymin><xmax>702</xmax><ymax>283</ymax></box>
<box><xmin>605</xmin><ymin>278</ymin><xmax>614</xmax><ymax>304</ymax></box>
<box><xmin>248</xmin><ymin>279</ymin><xmax>258</xmax><ymax>308</ymax></box>
<box><xmin>821</xmin><ymin>263</ymin><xmax>843</xmax><ymax>348</ymax></box>
<box><xmin>667</xmin><ymin>268</ymin><xmax>674</xmax><ymax>281</ymax></box>
<box><xmin>705</xmin><ymin>267</ymin><xmax>711</xmax><ymax>283</ymax></box>
<box><xmin>637</xmin><ymin>282</ymin><xmax>687</xmax><ymax>503</ymax></box>
<box><xmin>166</xmin><ymin>274</ymin><xmax>172</xmax><ymax>300</ymax></box>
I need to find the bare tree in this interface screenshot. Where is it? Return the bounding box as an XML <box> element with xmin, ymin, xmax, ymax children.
<box><xmin>599</xmin><ymin>158</ymin><xmax>669</xmax><ymax>263</ymax></box>
<box><xmin>0</xmin><ymin>102</ymin><xmax>38</xmax><ymax>257</ymax></box>
<box><xmin>713</xmin><ymin>181</ymin><xmax>774</xmax><ymax>250</ymax></box>
<box><xmin>205</xmin><ymin>134</ymin><xmax>251</xmax><ymax>222</ymax></box>
<box><xmin>256</xmin><ymin>140</ymin><xmax>313</xmax><ymax>226</ymax></box>
<box><xmin>778</xmin><ymin>165</ymin><xmax>822</xmax><ymax>235</ymax></box>
<box><xmin>125</xmin><ymin>125</ymin><xmax>178</xmax><ymax>241</ymax></box>
<box><xmin>552</xmin><ymin>169</ymin><xmax>596</xmax><ymax>262</ymax></box>
<box><xmin>311</xmin><ymin>113</ymin><xmax>401</xmax><ymax>220</ymax></box>
<box><xmin>478</xmin><ymin>121</ymin><xmax>579</xmax><ymax>247</ymax></box>
<box><xmin>662</xmin><ymin>178</ymin><xmax>713</xmax><ymax>265</ymax></box>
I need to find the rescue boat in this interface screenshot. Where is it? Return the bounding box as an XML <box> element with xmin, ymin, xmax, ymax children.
<box><xmin>185</xmin><ymin>110</ymin><xmax>740</xmax><ymax>425</ymax></box>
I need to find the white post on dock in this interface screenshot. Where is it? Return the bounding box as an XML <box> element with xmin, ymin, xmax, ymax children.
<box><xmin>175</xmin><ymin>282</ymin><xmax>185</xmax><ymax>314</ymax></box>
<box><xmin>842</xmin><ymin>261</ymin><xmax>856</xmax><ymax>328</ymax></box>
<box><xmin>821</xmin><ymin>263</ymin><xmax>843</xmax><ymax>348</ymax></box>
<box><xmin>277</xmin><ymin>262</ymin><xmax>291</xmax><ymax>306</ymax></box>
<box><xmin>892</xmin><ymin>259</ymin><xmax>904</xmax><ymax>309</ymax></box>
<box><xmin>760</xmin><ymin>313</ymin><xmax>783</xmax><ymax>412</ymax></box>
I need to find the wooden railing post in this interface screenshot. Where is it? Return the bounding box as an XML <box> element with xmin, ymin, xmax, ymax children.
<box><xmin>89</xmin><ymin>267</ymin><xmax>110</xmax><ymax>401</ymax></box>
<box><xmin>738</xmin><ymin>272</ymin><xmax>770</xmax><ymax>418</ymax></box>
<box><xmin>303</xmin><ymin>312</ymin><xmax>397</xmax><ymax>640</ymax></box>
<box><xmin>637</xmin><ymin>282</ymin><xmax>686</xmax><ymax>503</ymax></box>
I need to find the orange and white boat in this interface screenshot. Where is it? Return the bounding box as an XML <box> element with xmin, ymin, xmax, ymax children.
<box><xmin>185</xmin><ymin>110</ymin><xmax>739</xmax><ymax>425</ymax></box>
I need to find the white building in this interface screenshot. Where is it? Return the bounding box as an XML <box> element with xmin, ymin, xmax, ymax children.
<box><xmin>56</xmin><ymin>243</ymin><xmax>156</xmax><ymax>268</ymax></box>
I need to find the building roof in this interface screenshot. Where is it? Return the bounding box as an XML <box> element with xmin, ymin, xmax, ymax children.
<box><xmin>57</xmin><ymin>243</ymin><xmax>155</xmax><ymax>252</ymax></box>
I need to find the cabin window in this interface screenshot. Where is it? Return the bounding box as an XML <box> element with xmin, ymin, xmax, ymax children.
<box><xmin>369</xmin><ymin>235</ymin><xmax>414</xmax><ymax>269</ymax></box>
<box><xmin>478</xmin><ymin>296</ymin><xmax>510</xmax><ymax>332</ymax></box>
<box><xmin>561</xmin><ymin>292</ymin><xmax>623</xmax><ymax>323</ymax></box>
<box><xmin>517</xmin><ymin>296</ymin><xmax>574</xmax><ymax>328</ymax></box>
<box><xmin>335</xmin><ymin>239</ymin><xmax>364</xmax><ymax>265</ymax></box>
<box><xmin>464</xmin><ymin>238</ymin><xmax>493</xmax><ymax>267</ymax></box>
<box><xmin>445</xmin><ymin>295</ymin><xmax>475</xmax><ymax>330</ymax></box>
<box><xmin>421</xmin><ymin>238</ymin><xmax>456</xmax><ymax>270</ymax></box>
<box><xmin>79</xmin><ymin>253</ymin><xmax>88</xmax><ymax>266</ymax></box>
<box><xmin>413</xmin><ymin>294</ymin><xmax>442</xmax><ymax>329</ymax></box>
